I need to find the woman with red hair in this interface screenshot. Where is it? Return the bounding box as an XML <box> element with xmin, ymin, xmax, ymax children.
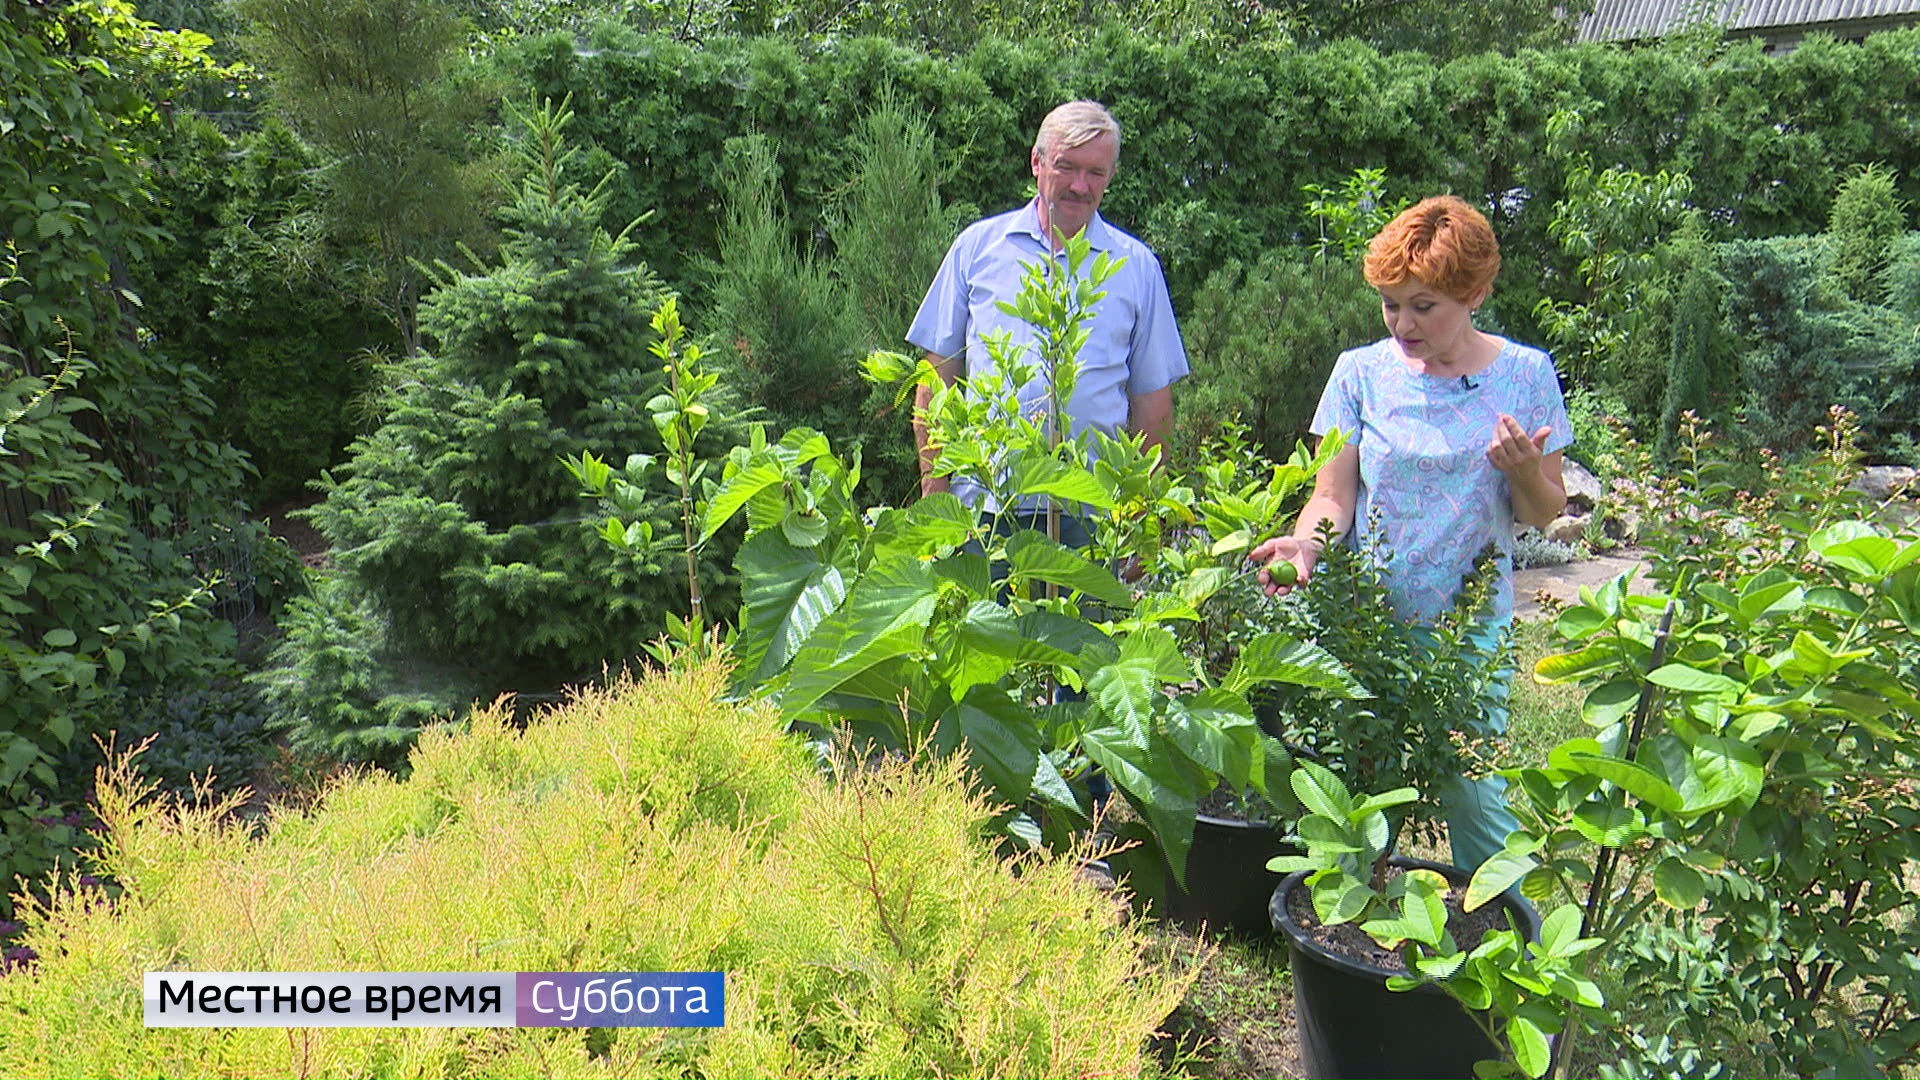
<box><xmin>1251</xmin><ymin>194</ymin><xmax>1571</xmax><ymax>872</ymax></box>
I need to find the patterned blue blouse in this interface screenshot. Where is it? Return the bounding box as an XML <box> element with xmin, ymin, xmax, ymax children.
<box><xmin>1311</xmin><ymin>337</ymin><xmax>1574</xmax><ymax>626</ymax></box>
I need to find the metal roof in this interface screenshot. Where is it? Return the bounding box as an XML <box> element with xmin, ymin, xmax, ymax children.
<box><xmin>1578</xmin><ymin>0</ymin><xmax>1920</xmax><ymax>42</ymax></box>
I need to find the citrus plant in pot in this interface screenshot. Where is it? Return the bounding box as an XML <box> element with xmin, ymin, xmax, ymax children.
<box><xmin>687</xmin><ymin>232</ymin><xmax>1366</xmax><ymax>892</ymax></box>
<box><xmin>1149</xmin><ymin>421</ymin><xmax>1348</xmax><ymax>932</ymax></box>
<box><xmin>1269</xmin><ymin>761</ymin><xmax>1580</xmax><ymax>1079</ymax></box>
<box><xmin>1457</xmin><ymin>418</ymin><xmax>1920</xmax><ymax>1079</ymax></box>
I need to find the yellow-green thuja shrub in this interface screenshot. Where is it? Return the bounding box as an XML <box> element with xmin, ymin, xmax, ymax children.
<box><xmin>0</xmin><ymin>659</ymin><xmax>1194</xmax><ymax>1078</ymax></box>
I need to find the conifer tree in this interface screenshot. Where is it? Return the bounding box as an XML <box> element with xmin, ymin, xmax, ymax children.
<box><xmin>265</xmin><ymin>100</ymin><xmax>733</xmax><ymax>762</ymax></box>
<box><xmin>1826</xmin><ymin>164</ymin><xmax>1908</xmax><ymax>307</ymax></box>
<box><xmin>1657</xmin><ymin>217</ymin><xmax>1731</xmax><ymax>459</ymax></box>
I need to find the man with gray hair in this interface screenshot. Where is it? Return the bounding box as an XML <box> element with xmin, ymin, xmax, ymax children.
<box><xmin>907</xmin><ymin>100</ymin><xmax>1188</xmax><ymax>514</ymax></box>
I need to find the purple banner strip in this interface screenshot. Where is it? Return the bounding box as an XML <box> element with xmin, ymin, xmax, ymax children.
<box><xmin>514</xmin><ymin>972</ymin><xmax>724</xmax><ymax>1027</ymax></box>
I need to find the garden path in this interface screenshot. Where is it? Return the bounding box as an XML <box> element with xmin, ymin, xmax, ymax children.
<box><xmin>1513</xmin><ymin>550</ymin><xmax>1654</xmax><ymax>621</ymax></box>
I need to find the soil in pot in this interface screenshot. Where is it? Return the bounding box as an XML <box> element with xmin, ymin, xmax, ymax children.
<box><xmin>1272</xmin><ymin>857</ymin><xmax>1541</xmax><ymax>1080</ymax></box>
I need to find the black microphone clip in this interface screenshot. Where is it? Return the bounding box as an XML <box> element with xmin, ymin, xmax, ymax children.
<box><xmin>1460</xmin><ymin>374</ymin><xmax>1478</xmax><ymax>390</ymax></box>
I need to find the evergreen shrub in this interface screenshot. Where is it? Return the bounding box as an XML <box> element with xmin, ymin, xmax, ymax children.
<box><xmin>140</xmin><ymin>117</ymin><xmax>395</xmax><ymax>505</ymax></box>
<box><xmin>1174</xmin><ymin>249</ymin><xmax>1379</xmax><ymax>468</ymax></box>
<box><xmin>0</xmin><ymin>660</ymin><xmax>1195</xmax><ymax>1078</ymax></box>
<box><xmin>260</xmin><ymin>102</ymin><xmax>741</xmax><ymax>764</ymax></box>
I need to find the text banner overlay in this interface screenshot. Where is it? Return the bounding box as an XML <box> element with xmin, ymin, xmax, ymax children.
<box><xmin>145</xmin><ymin>972</ymin><xmax>724</xmax><ymax>1028</ymax></box>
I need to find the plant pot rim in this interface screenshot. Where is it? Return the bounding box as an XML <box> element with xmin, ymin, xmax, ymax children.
<box><xmin>1270</xmin><ymin>855</ymin><xmax>1531</xmax><ymax>993</ymax></box>
<box><xmin>1194</xmin><ymin>810</ymin><xmax>1285</xmax><ymax>831</ymax></box>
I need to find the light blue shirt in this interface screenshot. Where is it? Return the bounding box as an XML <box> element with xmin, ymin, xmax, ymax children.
<box><xmin>907</xmin><ymin>201</ymin><xmax>1188</xmax><ymax>509</ymax></box>
<box><xmin>1312</xmin><ymin>337</ymin><xmax>1573</xmax><ymax>626</ymax></box>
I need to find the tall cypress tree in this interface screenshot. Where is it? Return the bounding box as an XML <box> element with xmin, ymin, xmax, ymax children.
<box><xmin>1658</xmin><ymin>218</ymin><xmax>1730</xmax><ymax>459</ymax></box>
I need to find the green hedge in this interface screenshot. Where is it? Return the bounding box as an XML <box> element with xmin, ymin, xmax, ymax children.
<box><xmin>505</xmin><ymin>25</ymin><xmax>1920</xmax><ymax>342</ymax></box>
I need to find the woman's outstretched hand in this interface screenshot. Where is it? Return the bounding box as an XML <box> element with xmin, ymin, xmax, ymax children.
<box><xmin>1250</xmin><ymin>535</ymin><xmax>1318</xmax><ymax>597</ymax></box>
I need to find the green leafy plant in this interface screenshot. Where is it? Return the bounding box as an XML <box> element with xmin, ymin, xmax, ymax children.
<box><xmin>1270</xmin><ymin>761</ymin><xmax>1605</xmax><ymax>1080</ymax></box>
<box><xmin>1419</xmin><ymin>412</ymin><xmax>1920</xmax><ymax>1078</ymax></box>
<box><xmin>1533</xmin><ymin>110</ymin><xmax>1694</xmax><ymax>394</ymax></box>
<box><xmin>1260</xmin><ymin>523</ymin><xmax>1506</xmax><ymax>821</ymax></box>
<box><xmin>1302</xmin><ymin>167</ymin><xmax>1408</xmax><ymax>261</ymax></box>
<box><xmin>567</xmin><ymin>294</ymin><xmax>734</xmax><ymax>667</ymax></box>
<box><xmin>694</xmin><ymin>230</ymin><xmax>1364</xmax><ymax>887</ymax></box>
<box><xmin>1151</xmin><ymin>418</ymin><xmax>1346</xmax><ymax>695</ymax></box>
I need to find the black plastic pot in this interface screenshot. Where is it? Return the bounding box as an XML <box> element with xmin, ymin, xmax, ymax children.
<box><xmin>1270</xmin><ymin>856</ymin><xmax>1543</xmax><ymax>1079</ymax></box>
<box><xmin>1161</xmin><ymin>812</ymin><xmax>1296</xmax><ymax>934</ymax></box>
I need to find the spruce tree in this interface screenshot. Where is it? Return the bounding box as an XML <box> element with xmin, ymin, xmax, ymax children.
<box><xmin>267</xmin><ymin>101</ymin><xmax>731</xmax><ymax>763</ymax></box>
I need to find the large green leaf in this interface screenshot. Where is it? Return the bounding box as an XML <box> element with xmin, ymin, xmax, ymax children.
<box><xmin>1570</xmin><ymin>799</ymin><xmax>1644</xmax><ymax>847</ymax></box>
<box><xmin>869</xmin><ymin>493</ymin><xmax>975</xmax><ymax>559</ymax></box>
<box><xmin>1737</xmin><ymin>577</ymin><xmax>1804</xmax><ymax>623</ymax></box>
<box><xmin>831</xmin><ymin>557</ymin><xmax>939</xmax><ymax>667</ymax></box>
<box><xmin>1647</xmin><ymin>663</ymin><xmax>1742</xmax><ymax>696</ymax></box>
<box><xmin>1684</xmin><ymin>733</ymin><xmax>1765</xmax><ymax>813</ymax></box>
<box><xmin>932</xmin><ymin>551</ymin><xmax>994</xmax><ymax>599</ymax></box>
<box><xmin>937</xmin><ymin>601</ymin><xmax>1021</xmax><ymax>699</ymax></box>
<box><xmin>1119</xmin><ymin>626</ymin><xmax>1195</xmax><ymax>683</ymax></box>
<box><xmin>1014</xmin><ymin>609</ymin><xmax>1118</xmax><ymax>669</ymax></box>
<box><xmin>1581</xmin><ymin>677</ymin><xmax>1640</xmax><ymax>729</ymax></box>
<box><xmin>1162</xmin><ymin>691</ymin><xmax>1262</xmax><ymax>790</ymax></box>
<box><xmin>945</xmin><ymin>688</ymin><xmax>1044</xmax><ymax>807</ymax></box>
<box><xmin>1809</xmin><ymin>522</ymin><xmax>1905</xmax><ymax>579</ymax></box>
<box><xmin>1652</xmin><ymin>856</ymin><xmax>1707</xmax><ymax>909</ymax></box>
<box><xmin>1549</xmin><ymin>744</ymin><xmax>1684</xmax><ymax>812</ymax></box>
<box><xmin>939</xmin><ymin>602</ymin><xmax>1104</xmax><ymax>700</ymax></box>
<box><xmin>1535</xmin><ymin>643</ymin><xmax>1619</xmax><ymax>684</ymax></box>
<box><xmin>1291</xmin><ymin>761</ymin><xmax>1353</xmax><ymax>821</ymax></box>
<box><xmin>1508</xmin><ymin>1014</ymin><xmax>1552</xmax><ymax>1079</ymax></box>
<box><xmin>734</xmin><ymin>530</ymin><xmax>849</xmax><ymax>681</ymax></box>
<box><xmin>1466</xmin><ymin>849</ymin><xmax>1539</xmax><ymax>911</ymax></box>
<box><xmin>780</xmin><ymin>575</ymin><xmax>932</xmax><ymax>719</ymax></box>
<box><xmin>1005</xmin><ymin>455</ymin><xmax>1113</xmax><ymax>509</ymax></box>
<box><xmin>1005</xmin><ymin>529</ymin><xmax>1132</xmax><ymax>607</ymax></box>
<box><xmin>1177</xmin><ymin>565</ymin><xmax>1232</xmax><ymax>608</ymax></box>
<box><xmin>1221</xmin><ymin>633</ymin><xmax>1366</xmax><ymax>698</ymax></box>
<box><xmin>1080</xmin><ymin>723</ymin><xmax>1205</xmax><ymax>883</ymax></box>
<box><xmin>1087</xmin><ymin>657</ymin><xmax>1162</xmax><ymax>739</ymax></box>
<box><xmin>703</xmin><ymin>448</ymin><xmax>795</xmax><ymax>540</ymax></box>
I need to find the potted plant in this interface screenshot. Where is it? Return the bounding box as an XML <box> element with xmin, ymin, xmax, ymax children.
<box><xmin>1436</xmin><ymin>416</ymin><xmax>1920</xmax><ymax>1079</ymax></box>
<box><xmin>670</xmin><ymin>233</ymin><xmax>1367</xmax><ymax>896</ymax></box>
<box><xmin>1144</xmin><ymin>425</ymin><xmax>1345</xmax><ymax>932</ymax></box>
<box><xmin>1268</xmin><ymin>761</ymin><xmax>1570</xmax><ymax>1078</ymax></box>
<box><xmin>1245</xmin><ymin>525</ymin><xmax>1549</xmax><ymax>1076</ymax></box>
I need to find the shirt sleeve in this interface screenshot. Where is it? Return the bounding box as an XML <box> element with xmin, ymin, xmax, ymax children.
<box><xmin>1530</xmin><ymin>348</ymin><xmax>1575</xmax><ymax>456</ymax></box>
<box><xmin>1125</xmin><ymin>251</ymin><xmax>1190</xmax><ymax>395</ymax></box>
<box><xmin>1310</xmin><ymin>348</ymin><xmax>1362</xmax><ymax>441</ymax></box>
<box><xmin>905</xmin><ymin>231</ymin><xmax>971</xmax><ymax>358</ymax></box>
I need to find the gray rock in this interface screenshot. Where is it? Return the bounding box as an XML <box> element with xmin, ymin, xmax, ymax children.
<box><xmin>1850</xmin><ymin>465</ymin><xmax>1918</xmax><ymax>502</ymax></box>
<box><xmin>1545</xmin><ymin>514</ymin><xmax>1589</xmax><ymax>546</ymax></box>
<box><xmin>1603</xmin><ymin>506</ymin><xmax>1641</xmax><ymax>544</ymax></box>
<box><xmin>1562</xmin><ymin>459</ymin><xmax>1602</xmax><ymax>514</ymax></box>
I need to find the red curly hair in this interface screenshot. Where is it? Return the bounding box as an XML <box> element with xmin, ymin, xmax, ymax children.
<box><xmin>1362</xmin><ymin>195</ymin><xmax>1501</xmax><ymax>302</ymax></box>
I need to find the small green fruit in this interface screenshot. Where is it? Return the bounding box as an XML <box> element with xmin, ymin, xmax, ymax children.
<box><xmin>1268</xmin><ymin>559</ymin><xmax>1299</xmax><ymax>586</ymax></box>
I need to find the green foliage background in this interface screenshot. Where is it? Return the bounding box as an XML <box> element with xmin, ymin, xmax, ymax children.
<box><xmin>0</xmin><ymin>0</ymin><xmax>291</xmax><ymax>909</ymax></box>
<box><xmin>503</xmin><ymin>25</ymin><xmax>1920</xmax><ymax>332</ymax></box>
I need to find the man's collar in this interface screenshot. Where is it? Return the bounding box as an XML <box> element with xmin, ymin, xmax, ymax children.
<box><xmin>1018</xmin><ymin>199</ymin><xmax>1114</xmax><ymax>252</ymax></box>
